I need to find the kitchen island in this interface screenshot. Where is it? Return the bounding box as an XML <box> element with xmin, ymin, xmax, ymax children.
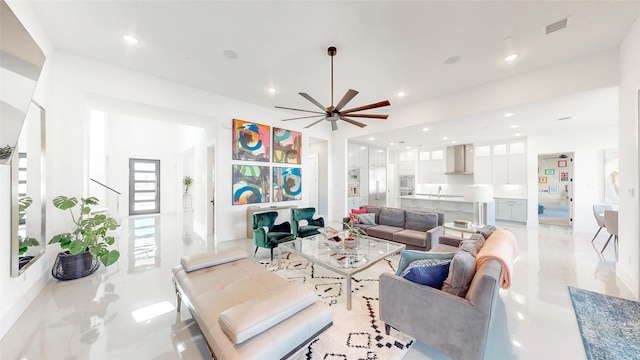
<box><xmin>399</xmin><ymin>194</ymin><xmax>496</xmax><ymax>225</ymax></box>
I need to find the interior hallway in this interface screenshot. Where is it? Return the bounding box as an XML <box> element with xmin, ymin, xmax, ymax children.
<box><xmin>0</xmin><ymin>213</ymin><xmax>634</xmax><ymax>359</ymax></box>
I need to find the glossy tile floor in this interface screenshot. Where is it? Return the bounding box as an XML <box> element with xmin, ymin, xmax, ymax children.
<box><xmin>0</xmin><ymin>213</ymin><xmax>635</xmax><ymax>360</ymax></box>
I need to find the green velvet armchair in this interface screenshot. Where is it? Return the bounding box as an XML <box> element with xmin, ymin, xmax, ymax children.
<box><xmin>252</xmin><ymin>211</ymin><xmax>295</xmax><ymax>260</ymax></box>
<box><xmin>291</xmin><ymin>207</ymin><xmax>325</xmax><ymax>238</ymax></box>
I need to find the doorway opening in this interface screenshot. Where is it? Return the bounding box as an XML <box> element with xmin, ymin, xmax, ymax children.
<box><xmin>129</xmin><ymin>158</ymin><xmax>160</xmax><ymax>215</ymax></box>
<box><xmin>207</xmin><ymin>145</ymin><xmax>216</xmax><ymax>238</ymax></box>
<box><xmin>537</xmin><ymin>152</ymin><xmax>573</xmax><ymax>226</ymax></box>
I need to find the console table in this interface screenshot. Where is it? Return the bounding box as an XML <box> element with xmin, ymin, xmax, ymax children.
<box><xmin>246</xmin><ymin>204</ymin><xmax>298</xmax><ymax>238</ymax></box>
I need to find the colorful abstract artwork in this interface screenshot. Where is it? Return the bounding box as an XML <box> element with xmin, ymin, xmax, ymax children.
<box><xmin>232</xmin><ymin>165</ymin><xmax>270</xmax><ymax>205</ymax></box>
<box><xmin>232</xmin><ymin>119</ymin><xmax>270</xmax><ymax>162</ymax></box>
<box><xmin>273</xmin><ymin>167</ymin><xmax>302</xmax><ymax>202</ymax></box>
<box><xmin>272</xmin><ymin>127</ymin><xmax>302</xmax><ymax>164</ymax></box>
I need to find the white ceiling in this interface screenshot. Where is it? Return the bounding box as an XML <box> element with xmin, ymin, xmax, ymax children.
<box><xmin>27</xmin><ymin>1</ymin><xmax>640</xmax><ymax>145</ymax></box>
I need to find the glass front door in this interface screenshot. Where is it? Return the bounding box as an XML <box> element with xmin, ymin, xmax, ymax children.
<box><xmin>129</xmin><ymin>159</ymin><xmax>160</xmax><ymax>215</ymax></box>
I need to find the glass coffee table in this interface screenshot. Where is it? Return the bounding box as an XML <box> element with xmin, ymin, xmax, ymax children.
<box><xmin>280</xmin><ymin>235</ymin><xmax>405</xmax><ymax>310</ymax></box>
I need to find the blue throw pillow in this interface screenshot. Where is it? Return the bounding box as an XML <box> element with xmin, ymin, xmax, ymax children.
<box><xmin>402</xmin><ymin>260</ymin><xmax>451</xmax><ymax>289</ymax></box>
<box><xmin>396</xmin><ymin>250</ymin><xmax>455</xmax><ymax>276</ymax></box>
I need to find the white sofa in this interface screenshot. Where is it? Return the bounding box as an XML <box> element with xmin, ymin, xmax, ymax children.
<box><xmin>172</xmin><ymin>247</ymin><xmax>333</xmax><ymax>360</ymax></box>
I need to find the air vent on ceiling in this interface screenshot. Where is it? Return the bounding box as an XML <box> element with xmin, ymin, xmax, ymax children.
<box><xmin>546</xmin><ymin>18</ymin><xmax>569</xmax><ymax>34</ymax></box>
<box><xmin>558</xmin><ymin>116</ymin><xmax>572</xmax><ymax>121</ymax></box>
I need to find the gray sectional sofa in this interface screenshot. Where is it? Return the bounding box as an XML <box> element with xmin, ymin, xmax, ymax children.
<box><xmin>344</xmin><ymin>206</ymin><xmax>444</xmax><ymax>251</ymax></box>
<box><xmin>379</xmin><ymin>230</ymin><xmax>503</xmax><ymax>360</ymax></box>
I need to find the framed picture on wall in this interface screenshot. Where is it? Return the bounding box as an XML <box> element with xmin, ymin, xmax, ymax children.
<box><xmin>544</xmin><ymin>169</ymin><xmax>555</xmax><ymax>175</ymax></box>
<box><xmin>539</xmin><ymin>176</ymin><xmax>548</xmax><ymax>183</ymax></box>
<box><xmin>232</xmin><ymin>119</ymin><xmax>270</xmax><ymax>162</ymax></box>
<box><xmin>560</xmin><ymin>172</ymin><xmax>569</xmax><ymax>181</ymax></box>
<box><xmin>549</xmin><ymin>185</ymin><xmax>559</xmax><ymax>194</ymax></box>
<box><xmin>558</xmin><ymin>160</ymin><xmax>567</xmax><ymax>167</ymax></box>
<box><xmin>272</xmin><ymin>127</ymin><xmax>302</xmax><ymax>164</ymax></box>
<box><xmin>232</xmin><ymin>164</ymin><xmax>270</xmax><ymax>205</ymax></box>
<box><xmin>272</xmin><ymin>167</ymin><xmax>302</xmax><ymax>201</ymax></box>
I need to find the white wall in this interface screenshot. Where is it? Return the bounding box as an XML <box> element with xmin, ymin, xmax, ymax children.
<box><xmin>617</xmin><ymin>17</ymin><xmax>640</xmax><ymax>297</ymax></box>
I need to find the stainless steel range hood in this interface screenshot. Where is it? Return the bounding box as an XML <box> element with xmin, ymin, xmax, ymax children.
<box><xmin>445</xmin><ymin>144</ymin><xmax>474</xmax><ymax>175</ymax></box>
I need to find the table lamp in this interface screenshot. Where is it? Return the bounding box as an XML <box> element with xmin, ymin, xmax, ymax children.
<box><xmin>464</xmin><ymin>185</ymin><xmax>494</xmax><ymax>226</ymax></box>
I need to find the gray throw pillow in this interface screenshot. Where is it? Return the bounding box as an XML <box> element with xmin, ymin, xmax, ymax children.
<box><xmin>477</xmin><ymin>225</ymin><xmax>497</xmax><ymax>240</ymax></box>
<box><xmin>442</xmin><ymin>241</ymin><xmax>477</xmax><ymax>297</ymax></box>
<box><xmin>464</xmin><ymin>234</ymin><xmax>485</xmax><ymax>255</ymax></box>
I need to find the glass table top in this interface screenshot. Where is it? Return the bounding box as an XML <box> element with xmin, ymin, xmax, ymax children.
<box><xmin>281</xmin><ymin>234</ymin><xmax>405</xmax><ymax>274</ymax></box>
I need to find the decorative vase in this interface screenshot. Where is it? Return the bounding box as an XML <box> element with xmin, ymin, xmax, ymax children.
<box><xmin>344</xmin><ymin>237</ymin><xmax>356</xmax><ymax>249</ymax></box>
<box><xmin>51</xmin><ymin>251</ymin><xmax>99</xmax><ymax>281</ymax></box>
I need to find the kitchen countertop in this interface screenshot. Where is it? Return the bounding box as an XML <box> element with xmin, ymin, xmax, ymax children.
<box><xmin>400</xmin><ymin>195</ymin><xmax>469</xmax><ymax>202</ymax></box>
<box><xmin>401</xmin><ymin>195</ymin><xmax>527</xmax><ymax>202</ymax></box>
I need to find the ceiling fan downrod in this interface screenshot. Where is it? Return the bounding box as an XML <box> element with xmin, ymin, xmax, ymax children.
<box><xmin>328</xmin><ymin>46</ymin><xmax>337</xmax><ymax>109</ymax></box>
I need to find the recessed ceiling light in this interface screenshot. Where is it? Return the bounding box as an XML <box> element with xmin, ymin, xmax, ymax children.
<box><xmin>123</xmin><ymin>35</ymin><xmax>139</xmax><ymax>44</ymax></box>
<box><xmin>422</xmin><ymin>127</ymin><xmax>429</xmax><ymax>132</ymax></box>
<box><xmin>369</xmin><ymin>137</ymin><xmax>375</xmax><ymax>141</ymax></box>
<box><xmin>223</xmin><ymin>49</ymin><xmax>239</xmax><ymax>59</ymax></box>
<box><xmin>389</xmin><ymin>142</ymin><xmax>395</xmax><ymax>146</ymax></box>
<box><xmin>406</xmin><ymin>146</ymin><xmax>411</xmax><ymax>150</ymax></box>
<box><xmin>504</xmin><ymin>112</ymin><xmax>515</xmax><ymax>117</ymax></box>
<box><xmin>377</xmin><ymin>149</ymin><xmax>384</xmax><ymax>153</ymax></box>
<box><xmin>515</xmin><ymin>133</ymin><xmax>522</xmax><ymax>137</ymax></box>
<box><xmin>360</xmin><ymin>146</ymin><xmax>367</xmax><ymax>150</ymax></box>
<box><xmin>397</xmin><ymin>91</ymin><xmax>406</xmax><ymax>97</ymax></box>
<box><xmin>445</xmin><ymin>56</ymin><xmax>461</xmax><ymax>65</ymax></box>
<box><xmin>451</xmin><ymin>141</ymin><xmax>457</xmax><ymax>144</ymax></box>
<box><xmin>510</xmin><ymin>124</ymin><xmax>519</xmax><ymax>129</ymax></box>
<box><xmin>442</xmin><ymin>136</ymin><xmax>448</xmax><ymax>140</ymax></box>
<box><xmin>268</xmin><ymin>87</ymin><xmax>276</xmax><ymax>94</ymax></box>
<box><xmin>504</xmin><ymin>53</ymin><xmax>518</xmax><ymax>62</ymax></box>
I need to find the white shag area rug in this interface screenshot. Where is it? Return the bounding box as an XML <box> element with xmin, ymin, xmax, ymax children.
<box><xmin>259</xmin><ymin>252</ymin><xmax>413</xmax><ymax>360</ymax></box>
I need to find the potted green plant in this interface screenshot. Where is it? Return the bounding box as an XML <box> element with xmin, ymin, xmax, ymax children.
<box><xmin>48</xmin><ymin>196</ymin><xmax>120</xmax><ymax>280</ymax></box>
<box><xmin>342</xmin><ymin>220</ymin><xmax>367</xmax><ymax>249</ymax></box>
<box><xmin>183</xmin><ymin>176</ymin><xmax>193</xmax><ymax>195</ymax></box>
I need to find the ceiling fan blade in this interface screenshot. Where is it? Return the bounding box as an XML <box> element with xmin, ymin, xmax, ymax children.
<box><xmin>274</xmin><ymin>105</ymin><xmax>325</xmax><ymax>115</ymax></box>
<box><xmin>340</xmin><ymin>116</ymin><xmax>367</xmax><ymax>128</ymax></box>
<box><xmin>343</xmin><ymin>113</ymin><xmax>388</xmax><ymax>119</ymax></box>
<box><xmin>341</xmin><ymin>100</ymin><xmax>391</xmax><ymax>114</ymax></box>
<box><xmin>304</xmin><ymin>118</ymin><xmax>326</xmax><ymax>128</ymax></box>
<box><xmin>334</xmin><ymin>89</ymin><xmax>359</xmax><ymax>112</ymax></box>
<box><xmin>331</xmin><ymin>120</ymin><xmax>338</xmax><ymax>131</ymax></box>
<box><xmin>299</xmin><ymin>93</ymin><xmax>328</xmax><ymax>112</ymax></box>
<box><xmin>282</xmin><ymin>115</ymin><xmax>325</xmax><ymax>121</ymax></box>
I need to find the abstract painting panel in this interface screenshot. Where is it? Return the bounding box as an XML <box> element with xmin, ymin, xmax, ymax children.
<box><xmin>273</xmin><ymin>167</ymin><xmax>302</xmax><ymax>202</ymax></box>
<box><xmin>232</xmin><ymin>165</ymin><xmax>270</xmax><ymax>205</ymax></box>
<box><xmin>232</xmin><ymin>119</ymin><xmax>270</xmax><ymax>162</ymax></box>
<box><xmin>273</xmin><ymin>127</ymin><xmax>302</xmax><ymax>164</ymax></box>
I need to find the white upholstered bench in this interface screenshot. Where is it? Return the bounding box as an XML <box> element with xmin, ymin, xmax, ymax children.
<box><xmin>172</xmin><ymin>247</ymin><xmax>333</xmax><ymax>360</ymax></box>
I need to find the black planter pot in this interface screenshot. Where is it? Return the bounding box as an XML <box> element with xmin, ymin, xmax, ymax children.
<box><xmin>52</xmin><ymin>251</ymin><xmax>99</xmax><ymax>281</ymax></box>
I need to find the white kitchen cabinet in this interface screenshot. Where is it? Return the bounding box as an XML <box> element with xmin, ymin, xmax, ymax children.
<box><xmin>474</xmin><ymin>156</ymin><xmax>492</xmax><ymax>184</ymax></box>
<box><xmin>495</xmin><ymin>198</ymin><xmax>527</xmax><ymax>222</ymax></box>
<box><xmin>491</xmin><ymin>156</ymin><xmax>508</xmax><ymax>186</ymax></box>
<box><xmin>508</xmin><ymin>154</ymin><xmax>527</xmax><ymax>185</ymax></box>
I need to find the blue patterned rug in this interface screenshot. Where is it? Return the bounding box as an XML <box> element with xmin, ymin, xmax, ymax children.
<box><xmin>568</xmin><ymin>286</ymin><xmax>640</xmax><ymax>359</ymax></box>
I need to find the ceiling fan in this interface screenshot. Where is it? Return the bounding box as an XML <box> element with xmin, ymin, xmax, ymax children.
<box><xmin>275</xmin><ymin>46</ymin><xmax>390</xmax><ymax>131</ymax></box>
